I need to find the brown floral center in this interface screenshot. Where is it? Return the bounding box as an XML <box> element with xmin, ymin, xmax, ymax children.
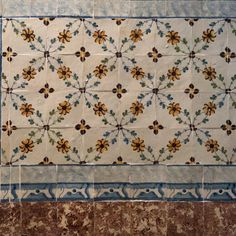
<box><xmin>152</xmin><ymin>88</ymin><xmax>159</xmax><ymax>94</ymax></box>
<box><xmin>189</xmin><ymin>124</ymin><xmax>196</xmax><ymax>131</ymax></box>
<box><xmin>116</xmin><ymin>124</ymin><xmax>123</xmax><ymax>130</ymax></box>
<box><xmin>44</xmin><ymin>51</ymin><xmax>50</xmax><ymax>58</ymax></box>
<box><xmin>116</xmin><ymin>52</ymin><xmax>122</xmax><ymax>58</ymax></box>
<box><xmin>189</xmin><ymin>51</ymin><xmax>195</xmax><ymax>58</ymax></box>
<box><xmin>6</xmin><ymin>88</ymin><xmax>13</xmax><ymax>94</ymax></box>
<box><xmin>79</xmin><ymin>87</ymin><xmax>86</xmax><ymax>93</ymax></box>
<box><xmin>43</xmin><ymin>125</ymin><xmax>50</xmax><ymax>131</ymax></box>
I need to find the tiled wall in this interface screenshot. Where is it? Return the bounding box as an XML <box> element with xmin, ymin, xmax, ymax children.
<box><xmin>1</xmin><ymin>0</ymin><xmax>236</xmax><ymax>235</ymax></box>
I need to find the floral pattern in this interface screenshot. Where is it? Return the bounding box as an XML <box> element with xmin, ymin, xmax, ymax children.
<box><xmin>1</xmin><ymin>17</ymin><xmax>236</xmax><ymax>165</ymax></box>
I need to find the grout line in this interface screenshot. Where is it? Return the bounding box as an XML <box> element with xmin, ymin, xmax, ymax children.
<box><xmin>19</xmin><ymin>165</ymin><xmax>21</xmax><ymax>203</ymax></box>
<box><xmin>93</xmin><ymin>0</ymin><xmax>95</xmax><ymax>19</ymax></box>
<box><xmin>55</xmin><ymin>164</ymin><xmax>58</xmax><ymax>202</ymax></box>
<box><xmin>9</xmin><ymin>165</ymin><xmax>11</xmax><ymax>203</ymax></box>
<box><xmin>202</xmin><ymin>165</ymin><xmax>205</xmax><ymax>203</ymax></box>
<box><xmin>1</xmin><ymin>15</ymin><xmax>236</xmax><ymax>19</ymax></box>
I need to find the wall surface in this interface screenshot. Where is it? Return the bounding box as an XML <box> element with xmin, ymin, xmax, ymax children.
<box><xmin>0</xmin><ymin>0</ymin><xmax>236</xmax><ymax>235</ymax></box>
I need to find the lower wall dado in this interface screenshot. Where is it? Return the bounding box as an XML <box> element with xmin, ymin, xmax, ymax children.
<box><xmin>0</xmin><ymin>201</ymin><xmax>235</xmax><ymax>236</ymax></box>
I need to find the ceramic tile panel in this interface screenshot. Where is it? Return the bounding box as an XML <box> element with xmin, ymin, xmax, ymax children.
<box><xmin>0</xmin><ymin>1</ymin><xmax>236</xmax><ymax>235</ymax></box>
<box><xmin>2</xmin><ymin>17</ymin><xmax>236</xmax><ymax>166</ymax></box>
<box><xmin>0</xmin><ymin>0</ymin><xmax>236</xmax><ymax>206</ymax></box>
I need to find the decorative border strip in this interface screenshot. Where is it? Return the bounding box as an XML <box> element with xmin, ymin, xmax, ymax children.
<box><xmin>1</xmin><ymin>0</ymin><xmax>236</xmax><ymax>18</ymax></box>
<box><xmin>1</xmin><ymin>182</ymin><xmax>236</xmax><ymax>202</ymax></box>
<box><xmin>0</xmin><ymin>165</ymin><xmax>235</xmax><ymax>201</ymax></box>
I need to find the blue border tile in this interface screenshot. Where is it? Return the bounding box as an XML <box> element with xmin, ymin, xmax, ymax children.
<box><xmin>2</xmin><ymin>182</ymin><xmax>235</xmax><ymax>202</ymax></box>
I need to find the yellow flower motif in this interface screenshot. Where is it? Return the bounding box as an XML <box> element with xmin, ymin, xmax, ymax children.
<box><xmin>93</xmin><ymin>30</ymin><xmax>107</xmax><ymax>44</ymax></box>
<box><xmin>93</xmin><ymin>64</ymin><xmax>108</xmax><ymax>79</ymax></box>
<box><xmin>96</xmin><ymin>139</ymin><xmax>109</xmax><ymax>153</ymax></box>
<box><xmin>166</xmin><ymin>31</ymin><xmax>180</xmax><ymax>45</ymax></box>
<box><xmin>22</xmin><ymin>66</ymin><xmax>37</xmax><ymax>81</ymax></box>
<box><xmin>130</xmin><ymin>101</ymin><xmax>144</xmax><ymax>116</ymax></box>
<box><xmin>202</xmin><ymin>29</ymin><xmax>216</xmax><ymax>43</ymax></box>
<box><xmin>19</xmin><ymin>139</ymin><xmax>34</xmax><ymax>153</ymax></box>
<box><xmin>131</xmin><ymin>66</ymin><xmax>145</xmax><ymax>80</ymax></box>
<box><xmin>202</xmin><ymin>67</ymin><xmax>216</xmax><ymax>81</ymax></box>
<box><xmin>167</xmin><ymin>102</ymin><xmax>181</xmax><ymax>116</ymax></box>
<box><xmin>20</xmin><ymin>103</ymin><xmax>35</xmax><ymax>117</ymax></box>
<box><xmin>56</xmin><ymin>139</ymin><xmax>70</xmax><ymax>153</ymax></box>
<box><xmin>93</xmin><ymin>102</ymin><xmax>108</xmax><ymax>116</ymax></box>
<box><xmin>21</xmin><ymin>28</ymin><xmax>35</xmax><ymax>42</ymax></box>
<box><xmin>205</xmin><ymin>139</ymin><xmax>219</xmax><ymax>153</ymax></box>
<box><xmin>58</xmin><ymin>30</ymin><xmax>72</xmax><ymax>43</ymax></box>
<box><xmin>57</xmin><ymin>66</ymin><xmax>72</xmax><ymax>80</ymax></box>
<box><xmin>130</xmin><ymin>29</ymin><xmax>143</xmax><ymax>43</ymax></box>
<box><xmin>131</xmin><ymin>137</ymin><xmax>145</xmax><ymax>152</ymax></box>
<box><xmin>203</xmin><ymin>102</ymin><xmax>216</xmax><ymax>116</ymax></box>
<box><xmin>167</xmin><ymin>138</ymin><xmax>181</xmax><ymax>153</ymax></box>
<box><xmin>57</xmin><ymin>101</ymin><xmax>72</xmax><ymax>115</ymax></box>
<box><xmin>167</xmin><ymin>67</ymin><xmax>181</xmax><ymax>81</ymax></box>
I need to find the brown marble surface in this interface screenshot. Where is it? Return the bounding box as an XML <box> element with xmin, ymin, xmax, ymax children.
<box><xmin>0</xmin><ymin>201</ymin><xmax>235</xmax><ymax>236</ymax></box>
